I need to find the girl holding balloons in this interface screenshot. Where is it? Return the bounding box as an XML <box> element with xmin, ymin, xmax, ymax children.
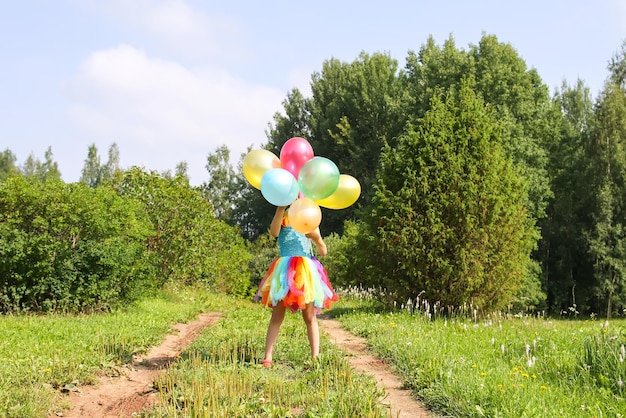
<box><xmin>255</xmin><ymin>205</ymin><xmax>338</xmax><ymax>368</ymax></box>
<box><xmin>244</xmin><ymin>137</ymin><xmax>359</xmax><ymax>368</ymax></box>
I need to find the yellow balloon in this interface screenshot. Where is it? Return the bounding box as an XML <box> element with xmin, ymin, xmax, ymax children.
<box><xmin>315</xmin><ymin>174</ymin><xmax>361</xmax><ymax>209</ymax></box>
<box><xmin>288</xmin><ymin>197</ymin><xmax>322</xmax><ymax>234</ymax></box>
<box><xmin>243</xmin><ymin>149</ymin><xmax>281</xmax><ymax>189</ymax></box>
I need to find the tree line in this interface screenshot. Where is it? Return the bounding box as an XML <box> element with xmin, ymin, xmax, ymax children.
<box><xmin>2</xmin><ymin>33</ymin><xmax>626</xmax><ymax>316</ymax></box>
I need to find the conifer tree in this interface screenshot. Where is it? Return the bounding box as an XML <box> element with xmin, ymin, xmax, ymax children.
<box><xmin>367</xmin><ymin>79</ymin><xmax>539</xmax><ymax>310</ymax></box>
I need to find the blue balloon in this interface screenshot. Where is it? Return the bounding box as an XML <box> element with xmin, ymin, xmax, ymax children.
<box><xmin>260</xmin><ymin>168</ymin><xmax>299</xmax><ymax>206</ymax></box>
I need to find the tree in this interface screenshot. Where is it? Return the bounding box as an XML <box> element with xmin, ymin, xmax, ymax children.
<box><xmin>40</xmin><ymin>147</ymin><xmax>61</xmax><ymax>181</ymax></box>
<box><xmin>202</xmin><ymin>145</ymin><xmax>236</xmax><ymax>221</ymax></box>
<box><xmin>264</xmin><ymin>52</ymin><xmax>408</xmax><ymax>235</ymax></box>
<box><xmin>0</xmin><ymin>148</ymin><xmax>19</xmax><ymax>182</ymax></box>
<box><xmin>80</xmin><ymin>144</ymin><xmax>102</xmax><ymax>187</ymax></box>
<box><xmin>584</xmin><ymin>45</ymin><xmax>626</xmax><ymax>316</ymax></box>
<box><xmin>21</xmin><ymin>147</ymin><xmax>61</xmax><ymax>182</ymax></box>
<box><xmin>404</xmin><ymin>34</ymin><xmax>557</xmax><ymax>222</ymax></box>
<box><xmin>81</xmin><ymin>143</ymin><xmax>122</xmax><ymax>187</ymax></box>
<box><xmin>541</xmin><ymin>80</ymin><xmax>595</xmax><ymax>312</ymax></box>
<box><xmin>102</xmin><ymin>142</ymin><xmax>121</xmax><ymax>183</ymax></box>
<box><xmin>365</xmin><ymin>80</ymin><xmax>539</xmax><ymax>311</ymax></box>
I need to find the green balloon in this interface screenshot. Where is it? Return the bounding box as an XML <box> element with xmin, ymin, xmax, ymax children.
<box><xmin>298</xmin><ymin>157</ymin><xmax>340</xmax><ymax>200</ymax></box>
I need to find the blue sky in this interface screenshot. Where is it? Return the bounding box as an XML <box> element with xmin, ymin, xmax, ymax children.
<box><xmin>1</xmin><ymin>1</ymin><xmax>625</xmax><ymax>185</ymax></box>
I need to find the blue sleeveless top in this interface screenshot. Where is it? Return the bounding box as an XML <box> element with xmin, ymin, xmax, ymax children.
<box><xmin>278</xmin><ymin>226</ymin><xmax>312</xmax><ymax>257</ymax></box>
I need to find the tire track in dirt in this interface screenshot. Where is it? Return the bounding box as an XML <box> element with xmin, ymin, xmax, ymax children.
<box><xmin>52</xmin><ymin>312</ymin><xmax>222</xmax><ymax>418</ymax></box>
<box><xmin>319</xmin><ymin>316</ymin><xmax>431</xmax><ymax>418</ymax></box>
<box><xmin>52</xmin><ymin>311</ymin><xmax>431</xmax><ymax>417</ymax></box>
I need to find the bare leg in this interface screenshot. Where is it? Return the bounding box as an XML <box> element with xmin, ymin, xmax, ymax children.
<box><xmin>263</xmin><ymin>305</ymin><xmax>286</xmax><ymax>363</ymax></box>
<box><xmin>302</xmin><ymin>303</ymin><xmax>319</xmax><ymax>359</ymax></box>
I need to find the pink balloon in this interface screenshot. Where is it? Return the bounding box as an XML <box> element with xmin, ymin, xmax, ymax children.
<box><xmin>280</xmin><ymin>137</ymin><xmax>314</xmax><ymax>179</ymax></box>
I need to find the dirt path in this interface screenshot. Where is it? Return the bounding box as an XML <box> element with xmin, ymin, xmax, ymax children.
<box><xmin>52</xmin><ymin>312</ymin><xmax>431</xmax><ymax>418</ymax></box>
<box><xmin>319</xmin><ymin>316</ymin><xmax>431</xmax><ymax>418</ymax></box>
<box><xmin>52</xmin><ymin>312</ymin><xmax>223</xmax><ymax>418</ymax></box>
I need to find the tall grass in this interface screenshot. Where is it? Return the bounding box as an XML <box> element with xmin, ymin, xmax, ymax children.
<box><xmin>5</xmin><ymin>283</ymin><xmax>626</xmax><ymax>417</ymax></box>
<box><xmin>336</xmin><ymin>287</ymin><xmax>626</xmax><ymax>417</ymax></box>
<box><xmin>147</xmin><ymin>297</ymin><xmax>389</xmax><ymax>417</ymax></box>
<box><xmin>0</xmin><ymin>286</ymin><xmax>390</xmax><ymax>418</ymax></box>
<box><xmin>0</xmin><ymin>285</ymin><xmax>213</xmax><ymax>418</ymax></box>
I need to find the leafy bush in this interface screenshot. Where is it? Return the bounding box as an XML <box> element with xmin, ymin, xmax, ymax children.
<box><xmin>0</xmin><ymin>177</ymin><xmax>154</xmax><ymax>312</ymax></box>
<box><xmin>112</xmin><ymin>168</ymin><xmax>252</xmax><ymax>296</ymax></box>
<box><xmin>322</xmin><ymin>220</ymin><xmax>383</xmax><ymax>290</ymax></box>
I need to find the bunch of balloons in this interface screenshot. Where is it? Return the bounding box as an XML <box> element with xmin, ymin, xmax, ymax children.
<box><xmin>242</xmin><ymin>137</ymin><xmax>361</xmax><ymax>234</ymax></box>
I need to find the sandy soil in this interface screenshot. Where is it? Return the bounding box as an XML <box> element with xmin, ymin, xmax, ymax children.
<box><xmin>318</xmin><ymin>316</ymin><xmax>431</xmax><ymax>418</ymax></box>
<box><xmin>51</xmin><ymin>311</ymin><xmax>431</xmax><ymax>417</ymax></box>
<box><xmin>51</xmin><ymin>312</ymin><xmax>222</xmax><ymax>418</ymax></box>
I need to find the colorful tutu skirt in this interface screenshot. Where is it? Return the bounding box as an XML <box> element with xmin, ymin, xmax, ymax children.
<box><xmin>256</xmin><ymin>255</ymin><xmax>338</xmax><ymax>313</ymax></box>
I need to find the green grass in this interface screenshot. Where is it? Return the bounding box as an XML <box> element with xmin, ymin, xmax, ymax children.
<box><xmin>147</xmin><ymin>297</ymin><xmax>388</xmax><ymax>417</ymax></box>
<box><xmin>0</xmin><ymin>287</ymin><xmax>388</xmax><ymax>418</ymax></box>
<box><xmin>0</xmin><ymin>285</ymin><xmax>214</xmax><ymax>418</ymax></box>
<box><xmin>4</xmin><ymin>285</ymin><xmax>626</xmax><ymax>417</ymax></box>
<box><xmin>335</xmin><ymin>295</ymin><xmax>626</xmax><ymax>417</ymax></box>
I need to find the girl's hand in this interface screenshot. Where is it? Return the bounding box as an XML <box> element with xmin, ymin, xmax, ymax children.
<box><xmin>306</xmin><ymin>228</ymin><xmax>327</xmax><ymax>256</ymax></box>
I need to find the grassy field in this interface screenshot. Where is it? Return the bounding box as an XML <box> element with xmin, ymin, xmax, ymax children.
<box><xmin>335</xmin><ymin>290</ymin><xmax>626</xmax><ymax>417</ymax></box>
<box><xmin>1</xmin><ymin>286</ymin><xmax>625</xmax><ymax>417</ymax></box>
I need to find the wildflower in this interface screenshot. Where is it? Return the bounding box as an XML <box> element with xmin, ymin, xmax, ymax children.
<box><xmin>540</xmin><ymin>385</ymin><xmax>548</xmax><ymax>390</ymax></box>
<box><xmin>618</xmin><ymin>377</ymin><xmax>623</xmax><ymax>387</ymax></box>
<box><xmin>491</xmin><ymin>337</ymin><xmax>495</xmax><ymax>345</ymax></box>
<box><xmin>480</xmin><ymin>372</ymin><xmax>487</xmax><ymax>376</ymax></box>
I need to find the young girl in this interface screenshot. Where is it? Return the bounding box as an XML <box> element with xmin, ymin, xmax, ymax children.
<box><xmin>255</xmin><ymin>205</ymin><xmax>338</xmax><ymax>368</ymax></box>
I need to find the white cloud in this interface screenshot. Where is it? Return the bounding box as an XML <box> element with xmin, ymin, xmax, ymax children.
<box><xmin>66</xmin><ymin>44</ymin><xmax>284</xmax><ymax>183</ymax></box>
<box><xmin>77</xmin><ymin>0</ymin><xmax>244</xmax><ymax>59</ymax></box>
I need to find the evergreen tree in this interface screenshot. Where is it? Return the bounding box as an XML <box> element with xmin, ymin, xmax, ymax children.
<box><xmin>584</xmin><ymin>44</ymin><xmax>626</xmax><ymax>316</ymax></box>
<box><xmin>21</xmin><ymin>147</ymin><xmax>61</xmax><ymax>182</ymax></box>
<box><xmin>542</xmin><ymin>80</ymin><xmax>595</xmax><ymax>312</ymax></box>
<box><xmin>0</xmin><ymin>149</ymin><xmax>19</xmax><ymax>182</ymax></box>
<box><xmin>80</xmin><ymin>144</ymin><xmax>102</xmax><ymax>187</ymax></box>
<box><xmin>366</xmin><ymin>80</ymin><xmax>539</xmax><ymax>311</ymax></box>
<box><xmin>202</xmin><ymin>145</ymin><xmax>236</xmax><ymax>222</ymax></box>
<box><xmin>102</xmin><ymin>142</ymin><xmax>121</xmax><ymax>183</ymax></box>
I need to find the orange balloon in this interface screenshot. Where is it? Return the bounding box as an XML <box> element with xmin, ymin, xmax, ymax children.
<box><xmin>242</xmin><ymin>149</ymin><xmax>281</xmax><ymax>189</ymax></box>
<box><xmin>315</xmin><ymin>174</ymin><xmax>361</xmax><ymax>209</ymax></box>
<box><xmin>288</xmin><ymin>197</ymin><xmax>322</xmax><ymax>234</ymax></box>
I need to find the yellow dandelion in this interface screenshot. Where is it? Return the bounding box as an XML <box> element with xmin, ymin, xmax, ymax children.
<box><xmin>541</xmin><ymin>385</ymin><xmax>548</xmax><ymax>390</ymax></box>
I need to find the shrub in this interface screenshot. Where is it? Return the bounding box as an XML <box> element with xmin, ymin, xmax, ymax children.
<box><xmin>112</xmin><ymin>168</ymin><xmax>252</xmax><ymax>296</ymax></box>
<box><xmin>0</xmin><ymin>177</ymin><xmax>154</xmax><ymax>312</ymax></box>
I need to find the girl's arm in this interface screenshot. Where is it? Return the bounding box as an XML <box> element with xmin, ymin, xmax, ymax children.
<box><xmin>306</xmin><ymin>228</ymin><xmax>327</xmax><ymax>256</ymax></box>
<box><xmin>269</xmin><ymin>206</ymin><xmax>286</xmax><ymax>238</ymax></box>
